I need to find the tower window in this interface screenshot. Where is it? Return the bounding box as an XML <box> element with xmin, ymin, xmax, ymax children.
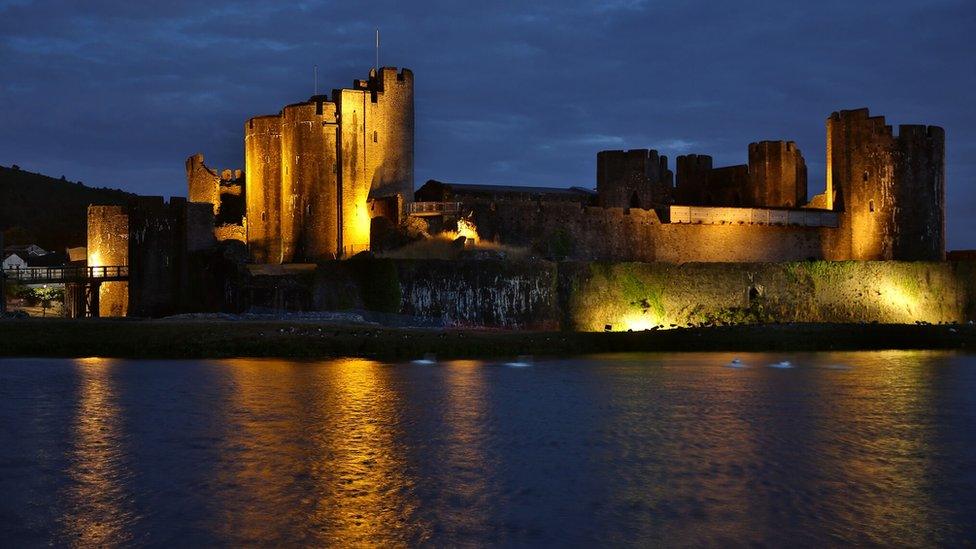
<box><xmin>373</xmin><ymin>130</ymin><xmax>378</xmax><ymax>143</ymax></box>
<box><xmin>863</xmin><ymin>171</ymin><xmax>869</xmax><ymax>182</ymax></box>
<box><xmin>869</xmin><ymin>200</ymin><xmax>875</xmax><ymax>213</ymax></box>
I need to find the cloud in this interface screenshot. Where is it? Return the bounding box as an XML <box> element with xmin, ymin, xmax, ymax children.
<box><xmin>1</xmin><ymin>0</ymin><xmax>974</xmax><ymax>246</ymax></box>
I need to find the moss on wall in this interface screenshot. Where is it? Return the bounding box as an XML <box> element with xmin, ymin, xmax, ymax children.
<box><xmin>561</xmin><ymin>260</ymin><xmax>976</xmax><ymax>331</ymax></box>
<box><xmin>297</xmin><ymin>259</ymin><xmax>976</xmax><ymax>330</ymax></box>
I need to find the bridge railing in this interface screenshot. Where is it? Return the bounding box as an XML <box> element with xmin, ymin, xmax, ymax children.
<box><xmin>408</xmin><ymin>201</ymin><xmax>463</xmax><ymax>217</ymax></box>
<box><xmin>1</xmin><ymin>265</ymin><xmax>129</xmax><ymax>283</ymax></box>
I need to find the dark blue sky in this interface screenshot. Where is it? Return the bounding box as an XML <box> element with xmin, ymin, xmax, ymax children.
<box><xmin>1</xmin><ymin>1</ymin><xmax>973</xmax><ymax>246</ymax></box>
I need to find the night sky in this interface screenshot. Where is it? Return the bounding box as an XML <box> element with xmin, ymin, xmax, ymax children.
<box><xmin>1</xmin><ymin>1</ymin><xmax>973</xmax><ymax>247</ymax></box>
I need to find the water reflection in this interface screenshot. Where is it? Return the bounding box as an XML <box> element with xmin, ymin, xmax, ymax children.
<box><xmin>430</xmin><ymin>360</ymin><xmax>494</xmax><ymax>538</ymax></box>
<box><xmin>2</xmin><ymin>351</ymin><xmax>970</xmax><ymax>546</ymax></box>
<box><xmin>309</xmin><ymin>358</ymin><xmax>421</xmax><ymax>544</ymax></box>
<box><xmin>584</xmin><ymin>351</ymin><xmax>955</xmax><ymax>545</ymax></box>
<box><xmin>805</xmin><ymin>351</ymin><xmax>944</xmax><ymax>545</ymax></box>
<box><xmin>586</xmin><ymin>354</ymin><xmax>770</xmax><ymax>545</ymax></box>
<box><xmin>60</xmin><ymin>357</ymin><xmax>134</xmax><ymax>546</ymax></box>
<box><xmin>213</xmin><ymin>358</ymin><xmax>422</xmax><ymax>545</ymax></box>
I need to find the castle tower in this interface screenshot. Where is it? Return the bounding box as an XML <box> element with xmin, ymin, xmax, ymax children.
<box><xmin>675</xmin><ymin>154</ymin><xmax>713</xmax><ymax>205</ymax></box>
<box><xmin>242</xmin><ymin>66</ymin><xmax>413</xmax><ymax>262</ymax></box>
<box><xmin>335</xmin><ymin>67</ymin><xmax>414</xmax><ymax>255</ymax></box>
<box><xmin>596</xmin><ymin>149</ymin><xmax>673</xmax><ymax>211</ymax></box>
<box><xmin>185</xmin><ymin>154</ymin><xmax>221</xmax><ymax>215</ymax></box>
<box><xmin>87</xmin><ymin>205</ymin><xmax>129</xmax><ymax>317</ymax></box>
<box><xmin>826</xmin><ymin>108</ymin><xmax>945</xmax><ymax>260</ymax></box>
<box><xmin>245</xmin><ymin>115</ymin><xmax>282</xmax><ymax>263</ymax></box>
<box><xmin>279</xmin><ymin>97</ymin><xmax>340</xmax><ymax>261</ymax></box>
<box><xmin>747</xmin><ymin>141</ymin><xmax>807</xmax><ymax>208</ymax></box>
<box><xmin>893</xmin><ymin>124</ymin><xmax>946</xmax><ymax>260</ymax></box>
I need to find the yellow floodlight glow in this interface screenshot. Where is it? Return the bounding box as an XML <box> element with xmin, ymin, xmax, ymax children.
<box><xmin>619</xmin><ymin>312</ymin><xmax>661</xmax><ymax>332</ymax></box>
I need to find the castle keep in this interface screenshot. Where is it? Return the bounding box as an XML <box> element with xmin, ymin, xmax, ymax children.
<box><xmin>83</xmin><ymin>66</ymin><xmax>947</xmax><ymax>318</ymax></box>
<box><xmin>244</xmin><ymin>67</ymin><xmax>414</xmax><ymax>263</ymax></box>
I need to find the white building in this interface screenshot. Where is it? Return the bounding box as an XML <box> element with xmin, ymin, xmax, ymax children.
<box><xmin>2</xmin><ymin>252</ymin><xmax>27</xmax><ymax>270</ymax></box>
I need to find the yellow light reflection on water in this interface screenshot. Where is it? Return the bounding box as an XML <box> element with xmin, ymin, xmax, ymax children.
<box><xmin>63</xmin><ymin>357</ymin><xmax>133</xmax><ymax>546</ymax></box>
<box><xmin>215</xmin><ymin>358</ymin><xmax>424</xmax><ymax>545</ymax></box>
<box><xmin>805</xmin><ymin>350</ymin><xmax>941</xmax><ymax>545</ymax></box>
<box><xmin>311</xmin><ymin>358</ymin><xmax>421</xmax><ymax>543</ymax></box>
<box><xmin>439</xmin><ymin>359</ymin><xmax>491</xmax><ymax>534</ymax></box>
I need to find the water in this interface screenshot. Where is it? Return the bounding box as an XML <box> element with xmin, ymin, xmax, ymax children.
<box><xmin>1</xmin><ymin>351</ymin><xmax>975</xmax><ymax>546</ymax></box>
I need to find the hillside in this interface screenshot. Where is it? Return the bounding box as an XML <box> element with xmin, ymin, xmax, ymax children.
<box><xmin>0</xmin><ymin>165</ymin><xmax>136</xmax><ymax>251</ymax></box>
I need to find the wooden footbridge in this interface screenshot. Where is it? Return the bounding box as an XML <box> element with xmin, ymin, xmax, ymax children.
<box><xmin>1</xmin><ymin>265</ymin><xmax>129</xmax><ymax>317</ymax></box>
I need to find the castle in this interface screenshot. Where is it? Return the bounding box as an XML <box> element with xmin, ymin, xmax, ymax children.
<box><xmin>189</xmin><ymin>67</ymin><xmax>414</xmax><ymax>263</ymax></box>
<box><xmin>84</xmin><ymin>66</ymin><xmax>946</xmax><ymax>317</ymax></box>
<box><xmin>414</xmin><ymin>108</ymin><xmax>943</xmax><ymax>263</ymax></box>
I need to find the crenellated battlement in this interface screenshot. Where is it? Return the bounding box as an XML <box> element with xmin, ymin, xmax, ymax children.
<box><xmin>827</xmin><ymin>107</ymin><xmax>945</xmax><ymax>260</ymax></box>
<box><xmin>747</xmin><ymin>140</ymin><xmax>807</xmax><ymax>208</ymax></box>
<box><xmin>236</xmin><ymin>65</ymin><xmax>414</xmax><ymax>263</ymax></box>
<box><xmin>597</xmin><ymin>149</ymin><xmax>673</xmax><ymax>212</ymax></box>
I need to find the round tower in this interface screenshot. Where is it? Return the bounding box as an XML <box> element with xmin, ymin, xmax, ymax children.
<box><xmin>245</xmin><ymin>115</ymin><xmax>282</xmax><ymax>263</ymax></box>
<box><xmin>280</xmin><ymin>97</ymin><xmax>340</xmax><ymax>261</ymax></box>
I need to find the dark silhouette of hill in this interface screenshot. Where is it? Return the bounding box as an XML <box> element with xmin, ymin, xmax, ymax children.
<box><xmin>1</xmin><ymin>165</ymin><xmax>136</xmax><ymax>251</ymax></box>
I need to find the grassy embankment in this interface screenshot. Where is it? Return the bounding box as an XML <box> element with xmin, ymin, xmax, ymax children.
<box><xmin>1</xmin><ymin>319</ymin><xmax>974</xmax><ymax>360</ymax></box>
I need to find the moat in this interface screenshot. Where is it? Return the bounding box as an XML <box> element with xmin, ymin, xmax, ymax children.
<box><xmin>2</xmin><ymin>351</ymin><xmax>975</xmax><ymax>545</ymax></box>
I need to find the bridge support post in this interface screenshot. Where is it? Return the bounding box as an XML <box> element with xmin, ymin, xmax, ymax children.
<box><xmin>0</xmin><ymin>231</ymin><xmax>5</xmax><ymax>315</ymax></box>
<box><xmin>85</xmin><ymin>282</ymin><xmax>101</xmax><ymax>318</ymax></box>
<box><xmin>65</xmin><ymin>283</ymin><xmax>85</xmax><ymax>319</ymax></box>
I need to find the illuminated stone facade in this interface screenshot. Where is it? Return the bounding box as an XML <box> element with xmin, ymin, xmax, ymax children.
<box><xmin>186</xmin><ymin>153</ymin><xmax>245</xmax><ymax>240</ymax></box>
<box><xmin>244</xmin><ymin>67</ymin><xmax>414</xmax><ymax>263</ymax></box>
<box><xmin>183</xmin><ymin>64</ymin><xmax>941</xmax><ymax>266</ymax></box>
<box><xmin>459</xmin><ymin>108</ymin><xmax>943</xmax><ymax>262</ymax></box>
<box><xmin>826</xmin><ymin>108</ymin><xmax>945</xmax><ymax>261</ymax></box>
<box><xmin>86</xmin><ymin>205</ymin><xmax>129</xmax><ymax>317</ymax></box>
<box><xmin>85</xmin><ymin>198</ymin><xmax>216</xmax><ymax>317</ymax></box>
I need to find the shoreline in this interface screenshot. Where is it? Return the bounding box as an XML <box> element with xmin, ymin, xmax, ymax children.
<box><xmin>1</xmin><ymin>320</ymin><xmax>974</xmax><ymax>360</ymax></box>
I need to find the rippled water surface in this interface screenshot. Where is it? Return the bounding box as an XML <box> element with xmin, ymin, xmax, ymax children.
<box><xmin>2</xmin><ymin>352</ymin><xmax>975</xmax><ymax>546</ymax></box>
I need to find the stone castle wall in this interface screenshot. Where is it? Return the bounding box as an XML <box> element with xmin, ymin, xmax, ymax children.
<box><xmin>244</xmin><ymin>115</ymin><xmax>282</xmax><ymax>263</ymax></box>
<box><xmin>597</xmin><ymin>149</ymin><xmax>673</xmax><ymax>211</ymax></box>
<box><xmin>242</xmin><ymin>67</ymin><xmax>414</xmax><ymax>262</ymax></box>
<box><xmin>560</xmin><ymin>260</ymin><xmax>975</xmax><ymax>330</ymax></box>
<box><xmin>86</xmin><ymin>198</ymin><xmax>216</xmax><ymax>318</ymax></box>
<box><xmin>283</xmin><ymin>258</ymin><xmax>976</xmax><ymax>330</ymax></box>
<box><xmin>466</xmin><ymin>201</ymin><xmax>660</xmax><ymax>261</ymax></box>
<box><xmin>127</xmin><ymin>197</ymin><xmax>184</xmax><ymax>317</ymax></box>
<box><xmin>395</xmin><ymin>259</ymin><xmax>559</xmax><ymax>329</ymax></box>
<box><xmin>654</xmin><ymin>224</ymin><xmax>837</xmax><ymax>263</ymax></box>
<box><xmin>186</xmin><ymin>154</ymin><xmax>221</xmax><ymax>215</ymax></box>
<box><xmin>87</xmin><ymin>205</ymin><xmax>129</xmax><ymax>317</ymax></box>
<box><xmin>674</xmin><ymin>154</ymin><xmax>712</xmax><ymax>205</ymax></box>
<box><xmin>462</xmin><ymin>201</ymin><xmax>839</xmax><ymax>262</ymax></box>
<box><xmin>894</xmin><ymin>124</ymin><xmax>945</xmax><ymax>260</ymax></box>
<box><xmin>279</xmin><ymin>98</ymin><xmax>339</xmax><ymax>262</ymax></box>
<box><xmin>827</xmin><ymin>108</ymin><xmax>945</xmax><ymax>261</ymax></box>
<box><xmin>748</xmin><ymin>141</ymin><xmax>807</xmax><ymax>208</ymax></box>
<box><xmin>186</xmin><ymin>154</ymin><xmax>245</xmax><ymax>232</ymax></box>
